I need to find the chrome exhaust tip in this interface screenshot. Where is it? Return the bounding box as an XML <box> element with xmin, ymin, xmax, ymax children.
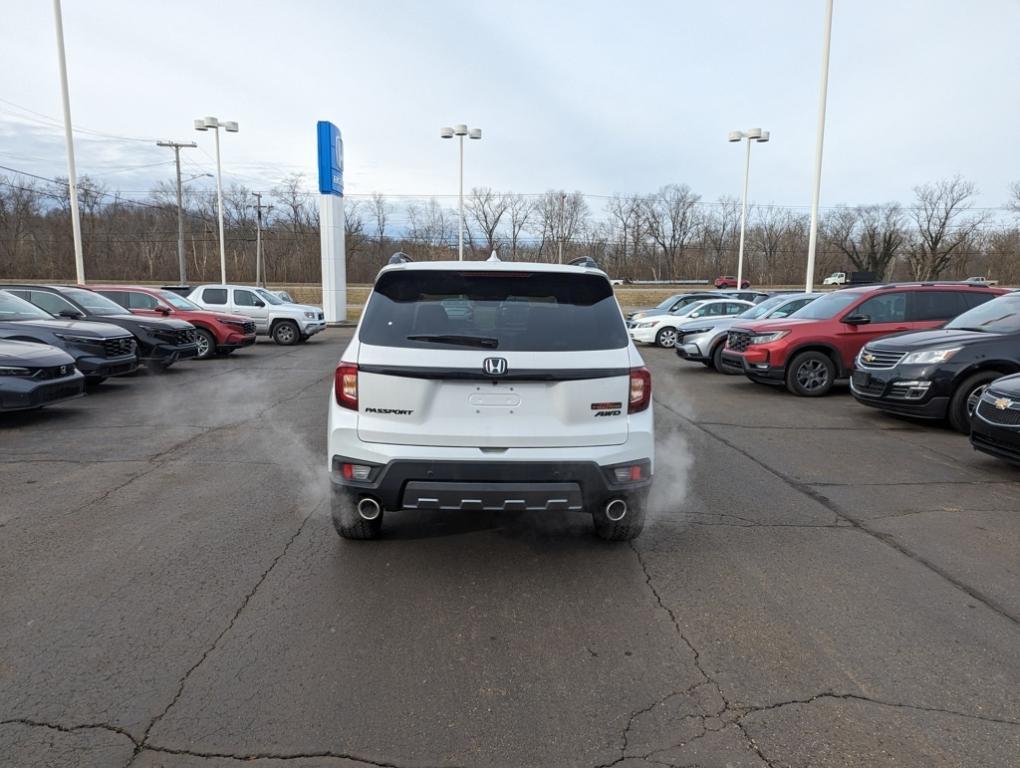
<box><xmin>357</xmin><ymin>496</ymin><xmax>382</xmax><ymax>521</ymax></box>
<box><xmin>605</xmin><ymin>498</ymin><xmax>627</xmax><ymax>522</ymax></box>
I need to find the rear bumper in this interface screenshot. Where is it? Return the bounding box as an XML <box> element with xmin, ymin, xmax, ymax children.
<box><xmin>329</xmin><ymin>457</ymin><xmax>652</xmax><ymax>512</ymax></box>
<box><xmin>0</xmin><ymin>373</ymin><xmax>85</xmax><ymax>412</ymax></box>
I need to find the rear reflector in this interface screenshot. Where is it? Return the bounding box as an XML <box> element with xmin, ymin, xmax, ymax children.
<box><xmin>341</xmin><ymin>463</ymin><xmax>372</xmax><ymax>481</ymax></box>
<box><xmin>335</xmin><ymin>362</ymin><xmax>358</xmax><ymax>409</ymax></box>
<box><xmin>628</xmin><ymin>367</ymin><xmax>651</xmax><ymax>413</ymax></box>
<box><xmin>613</xmin><ymin>465</ymin><xmax>645</xmax><ymax>482</ymax></box>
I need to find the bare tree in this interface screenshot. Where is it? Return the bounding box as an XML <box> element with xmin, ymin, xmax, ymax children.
<box><xmin>504</xmin><ymin>193</ymin><xmax>532</xmax><ymax>261</ymax></box>
<box><xmin>371</xmin><ymin>192</ymin><xmax>389</xmax><ymax>260</ymax></box>
<box><xmin>641</xmin><ymin>184</ymin><xmax>701</xmax><ymax>280</ymax></box>
<box><xmin>824</xmin><ymin>203</ymin><xmax>906</xmax><ymax>280</ymax></box>
<box><xmin>536</xmin><ymin>190</ymin><xmax>589</xmax><ymax>263</ymax></box>
<box><xmin>466</xmin><ymin>187</ymin><xmax>509</xmax><ymax>257</ymax></box>
<box><xmin>908</xmin><ymin>176</ymin><xmax>988</xmax><ymax>280</ymax></box>
<box><xmin>1008</xmin><ymin>181</ymin><xmax>1020</xmax><ymax>216</ymax></box>
<box><xmin>701</xmin><ymin>196</ymin><xmax>741</xmax><ymax>278</ymax></box>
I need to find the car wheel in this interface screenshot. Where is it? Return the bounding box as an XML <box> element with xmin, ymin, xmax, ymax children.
<box><xmin>331</xmin><ymin>493</ymin><xmax>383</xmax><ymax>540</ymax></box>
<box><xmin>948</xmin><ymin>371</ymin><xmax>1001</xmax><ymax>434</ymax></box>
<box><xmin>711</xmin><ymin>342</ymin><xmax>736</xmax><ymax>374</ymax></box>
<box><xmin>272</xmin><ymin>320</ymin><xmax>300</xmax><ymax>346</ymax></box>
<box><xmin>655</xmin><ymin>327</ymin><xmax>677</xmax><ymax>348</ymax></box>
<box><xmin>194</xmin><ymin>328</ymin><xmax>216</xmax><ymax>359</ymax></box>
<box><xmin>786</xmin><ymin>351</ymin><xmax>835</xmax><ymax>396</ymax></box>
<box><xmin>741</xmin><ymin>281</ymin><xmax>750</xmax><ymax>289</ymax></box>
<box><xmin>592</xmin><ymin>497</ymin><xmax>646</xmax><ymax>541</ymax></box>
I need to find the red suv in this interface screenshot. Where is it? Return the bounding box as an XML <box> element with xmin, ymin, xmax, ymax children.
<box><xmin>722</xmin><ymin>283</ymin><xmax>1005</xmax><ymax>396</ymax></box>
<box><xmin>714</xmin><ymin>275</ymin><xmax>750</xmax><ymax>289</ymax></box>
<box><xmin>88</xmin><ymin>285</ymin><xmax>256</xmax><ymax>359</ymax></box>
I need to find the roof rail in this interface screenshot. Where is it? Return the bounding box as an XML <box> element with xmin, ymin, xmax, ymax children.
<box><xmin>388</xmin><ymin>252</ymin><xmax>413</xmax><ymax>265</ymax></box>
<box><xmin>568</xmin><ymin>256</ymin><xmax>598</xmax><ymax>269</ymax></box>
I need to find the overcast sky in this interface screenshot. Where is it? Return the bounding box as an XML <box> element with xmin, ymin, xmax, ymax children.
<box><xmin>1</xmin><ymin>0</ymin><xmax>1018</xmax><ymax>210</ymax></box>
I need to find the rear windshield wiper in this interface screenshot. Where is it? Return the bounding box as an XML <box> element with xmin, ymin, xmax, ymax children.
<box><xmin>406</xmin><ymin>334</ymin><xmax>499</xmax><ymax>348</ymax></box>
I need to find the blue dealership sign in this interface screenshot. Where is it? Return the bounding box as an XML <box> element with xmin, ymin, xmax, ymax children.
<box><xmin>317</xmin><ymin>121</ymin><xmax>344</xmax><ymax>196</ymax></box>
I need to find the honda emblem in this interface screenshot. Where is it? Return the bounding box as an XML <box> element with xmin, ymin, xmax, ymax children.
<box><xmin>483</xmin><ymin>357</ymin><xmax>508</xmax><ymax>376</ymax></box>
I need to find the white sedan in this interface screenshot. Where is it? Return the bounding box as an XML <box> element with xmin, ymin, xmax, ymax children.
<box><xmin>628</xmin><ymin>298</ymin><xmax>754</xmax><ymax>348</ymax></box>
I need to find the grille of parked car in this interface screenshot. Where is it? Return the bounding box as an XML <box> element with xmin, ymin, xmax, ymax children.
<box><xmin>317</xmin><ymin>312</ymin><xmax>324</xmax><ymax>321</ymax></box>
<box><xmin>727</xmin><ymin>331</ymin><xmax>751</xmax><ymax>352</ymax></box>
<box><xmin>857</xmin><ymin>348</ymin><xmax>906</xmax><ymax>369</ymax></box>
<box><xmin>977</xmin><ymin>396</ymin><xmax>1020</xmax><ymax>427</ymax></box>
<box><xmin>103</xmin><ymin>337</ymin><xmax>136</xmax><ymax>357</ymax></box>
<box><xmin>160</xmin><ymin>328</ymin><xmax>198</xmax><ymax>345</ymax></box>
<box><xmin>33</xmin><ymin>364</ymin><xmax>76</xmax><ymax>380</ymax></box>
<box><xmin>243</xmin><ymin>320</ymin><xmax>256</xmax><ymax>334</ymax></box>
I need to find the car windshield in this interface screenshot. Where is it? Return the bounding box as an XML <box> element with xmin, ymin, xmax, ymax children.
<box><xmin>945</xmin><ymin>295</ymin><xmax>1020</xmax><ymax>333</ymax></box>
<box><xmin>739</xmin><ymin>295</ymin><xmax>787</xmax><ymax>319</ymax></box>
<box><xmin>63</xmin><ymin>287</ymin><xmax>129</xmax><ymax>316</ymax></box>
<box><xmin>158</xmin><ymin>291</ymin><xmax>202</xmax><ymax>310</ymax></box>
<box><xmin>256</xmin><ymin>289</ymin><xmax>286</xmax><ymax>305</ymax></box>
<box><xmin>787</xmin><ymin>291</ymin><xmax>860</xmax><ymax>319</ymax></box>
<box><xmin>0</xmin><ymin>291</ymin><xmax>55</xmax><ymax>321</ymax></box>
<box><xmin>360</xmin><ymin>270</ymin><xmax>628</xmax><ymax>351</ymax></box>
<box><xmin>654</xmin><ymin>295</ymin><xmax>682</xmax><ymax>310</ymax></box>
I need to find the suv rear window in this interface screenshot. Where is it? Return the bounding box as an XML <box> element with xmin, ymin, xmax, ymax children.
<box><xmin>359</xmin><ymin>270</ymin><xmax>628</xmax><ymax>351</ymax></box>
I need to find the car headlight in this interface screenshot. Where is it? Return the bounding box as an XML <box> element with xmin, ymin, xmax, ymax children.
<box><xmin>749</xmin><ymin>330</ymin><xmax>790</xmax><ymax>344</ymax></box>
<box><xmin>0</xmin><ymin>366</ymin><xmax>33</xmax><ymax>376</ymax></box>
<box><xmin>303</xmin><ymin>311</ymin><xmax>315</xmax><ymax>319</ymax></box>
<box><xmin>636</xmin><ymin>321</ymin><xmax>658</xmax><ymax>329</ymax></box>
<box><xmin>901</xmin><ymin>347</ymin><xmax>962</xmax><ymax>365</ymax></box>
<box><xmin>54</xmin><ymin>333</ymin><xmax>99</xmax><ymax>345</ymax></box>
<box><xmin>680</xmin><ymin>327</ymin><xmax>712</xmax><ymax>336</ymax></box>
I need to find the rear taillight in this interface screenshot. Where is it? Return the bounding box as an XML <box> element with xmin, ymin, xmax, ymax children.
<box><xmin>628</xmin><ymin>367</ymin><xmax>651</xmax><ymax>413</ymax></box>
<box><xmin>334</xmin><ymin>362</ymin><xmax>358</xmax><ymax>409</ymax></box>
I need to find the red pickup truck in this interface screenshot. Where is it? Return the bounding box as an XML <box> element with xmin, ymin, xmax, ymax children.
<box><xmin>88</xmin><ymin>285</ymin><xmax>256</xmax><ymax>359</ymax></box>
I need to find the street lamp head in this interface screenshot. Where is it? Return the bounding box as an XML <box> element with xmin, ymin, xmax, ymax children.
<box><xmin>453</xmin><ymin>124</ymin><xmax>468</xmax><ymax>136</ymax></box>
<box><xmin>203</xmin><ymin>116</ymin><xmax>219</xmax><ymax>129</ymax></box>
<box><xmin>440</xmin><ymin>127</ymin><xmax>454</xmax><ymax>139</ymax></box>
<box><xmin>194</xmin><ymin>119</ymin><xmax>209</xmax><ymax>132</ymax></box>
<box><xmin>223</xmin><ymin>121</ymin><xmax>239</xmax><ymax>133</ymax></box>
<box><xmin>727</xmin><ymin>131</ymin><xmax>744</xmax><ymax>142</ymax></box>
<box><xmin>756</xmin><ymin>130</ymin><xmax>770</xmax><ymax>143</ymax></box>
<box><xmin>745</xmin><ymin>128</ymin><xmax>763</xmax><ymax>140</ymax></box>
<box><xmin>468</xmin><ymin>128</ymin><xmax>482</xmax><ymax>140</ymax></box>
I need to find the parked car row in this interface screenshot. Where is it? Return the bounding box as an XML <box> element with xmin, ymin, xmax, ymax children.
<box><xmin>652</xmin><ymin>281</ymin><xmax>1020</xmax><ymax>468</ymax></box>
<box><xmin>0</xmin><ymin>283</ymin><xmax>326</xmax><ymax>414</ymax></box>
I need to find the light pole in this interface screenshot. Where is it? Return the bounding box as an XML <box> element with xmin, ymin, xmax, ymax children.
<box><xmin>728</xmin><ymin>128</ymin><xmax>770</xmax><ymax>291</ymax></box>
<box><xmin>440</xmin><ymin>124</ymin><xmax>482</xmax><ymax>260</ymax></box>
<box><xmin>51</xmin><ymin>0</ymin><xmax>84</xmax><ymax>284</ymax></box>
<box><xmin>156</xmin><ymin>140</ymin><xmax>197</xmax><ymax>283</ymax></box>
<box><xmin>194</xmin><ymin>116</ymin><xmax>239</xmax><ymax>283</ymax></box>
<box><xmin>805</xmin><ymin>0</ymin><xmax>834</xmax><ymax>293</ymax></box>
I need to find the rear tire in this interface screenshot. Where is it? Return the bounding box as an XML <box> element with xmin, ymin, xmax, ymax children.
<box><xmin>785</xmin><ymin>351</ymin><xmax>835</xmax><ymax>397</ymax></box>
<box><xmin>655</xmin><ymin>327</ymin><xmax>677</xmax><ymax>348</ymax></box>
<box><xmin>272</xmin><ymin>320</ymin><xmax>300</xmax><ymax>346</ymax></box>
<box><xmin>194</xmin><ymin>328</ymin><xmax>217</xmax><ymax>359</ymax></box>
<box><xmin>593</xmin><ymin>498</ymin><xmax>646</xmax><ymax>541</ymax></box>
<box><xmin>331</xmin><ymin>493</ymin><xmax>383</xmax><ymax>540</ymax></box>
<box><xmin>948</xmin><ymin>371</ymin><xmax>1001</xmax><ymax>434</ymax></box>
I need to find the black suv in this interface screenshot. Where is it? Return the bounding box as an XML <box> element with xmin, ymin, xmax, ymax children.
<box><xmin>970</xmin><ymin>373</ymin><xmax>1020</xmax><ymax>465</ymax></box>
<box><xmin>851</xmin><ymin>292</ymin><xmax>1020</xmax><ymax>432</ymax></box>
<box><xmin>0</xmin><ymin>290</ymin><xmax>138</xmax><ymax>383</ymax></box>
<box><xmin>0</xmin><ymin>285</ymin><xmax>199</xmax><ymax>371</ymax></box>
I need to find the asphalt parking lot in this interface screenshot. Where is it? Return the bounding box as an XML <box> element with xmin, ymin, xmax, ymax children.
<box><xmin>2</xmin><ymin>328</ymin><xmax>1019</xmax><ymax>767</ymax></box>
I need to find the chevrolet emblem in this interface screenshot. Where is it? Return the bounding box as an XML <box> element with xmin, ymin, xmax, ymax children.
<box><xmin>863</xmin><ymin>352</ymin><xmax>876</xmax><ymax>363</ymax></box>
<box><xmin>994</xmin><ymin>398</ymin><xmax>1013</xmax><ymax>411</ymax></box>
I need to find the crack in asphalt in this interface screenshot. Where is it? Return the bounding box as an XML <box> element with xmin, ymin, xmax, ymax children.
<box><xmin>655</xmin><ymin>397</ymin><xmax>1020</xmax><ymax>632</ymax></box>
<box><xmin>130</xmin><ymin>745</ymin><xmax>461</xmax><ymax>767</ymax></box>
<box><xmin>135</xmin><ymin>503</ymin><xmax>317</xmax><ymax>755</ymax></box>
<box><xmin>0</xmin><ymin>717</ymin><xmax>141</xmax><ymax>746</ymax></box>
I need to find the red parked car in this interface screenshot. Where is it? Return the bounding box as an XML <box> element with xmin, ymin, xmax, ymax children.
<box><xmin>714</xmin><ymin>275</ymin><xmax>751</xmax><ymax>289</ymax></box>
<box><xmin>88</xmin><ymin>285</ymin><xmax>257</xmax><ymax>359</ymax></box>
<box><xmin>721</xmin><ymin>283</ymin><xmax>1005</xmax><ymax>396</ymax></box>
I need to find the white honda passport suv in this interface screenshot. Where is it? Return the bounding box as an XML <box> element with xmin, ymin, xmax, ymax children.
<box><xmin>326</xmin><ymin>255</ymin><xmax>654</xmax><ymax>541</ymax></box>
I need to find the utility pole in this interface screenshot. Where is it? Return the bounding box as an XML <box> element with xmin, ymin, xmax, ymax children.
<box><xmin>156</xmin><ymin>140</ymin><xmax>197</xmax><ymax>283</ymax></box>
<box><xmin>52</xmin><ymin>0</ymin><xmax>84</xmax><ymax>283</ymax></box>
<box><xmin>252</xmin><ymin>192</ymin><xmax>270</xmax><ymax>287</ymax></box>
<box><xmin>805</xmin><ymin>0</ymin><xmax>834</xmax><ymax>293</ymax></box>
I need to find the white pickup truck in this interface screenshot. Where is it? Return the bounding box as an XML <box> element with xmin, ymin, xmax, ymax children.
<box><xmin>186</xmin><ymin>284</ymin><xmax>326</xmax><ymax>345</ymax></box>
<box><xmin>822</xmin><ymin>272</ymin><xmax>849</xmax><ymax>285</ymax></box>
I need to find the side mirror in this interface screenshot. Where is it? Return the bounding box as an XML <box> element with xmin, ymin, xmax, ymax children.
<box><xmin>253</xmin><ymin>300</ymin><xmax>265</xmax><ymax>307</ymax></box>
<box><xmin>844</xmin><ymin>314</ymin><xmax>871</xmax><ymax>325</ymax></box>
<box><xmin>58</xmin><ymin>309</ymin><xmax>83</xmax><ymax>319</ymax></box>
<box><xmin>690</xmin><ymin>311</ymin><xmax>701</xmax><ymax>318</ymax></box>
<box><xmin>158</xmin><ymin>306</ymin><xmax>172</xmax><ymax>315</ymax></box>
